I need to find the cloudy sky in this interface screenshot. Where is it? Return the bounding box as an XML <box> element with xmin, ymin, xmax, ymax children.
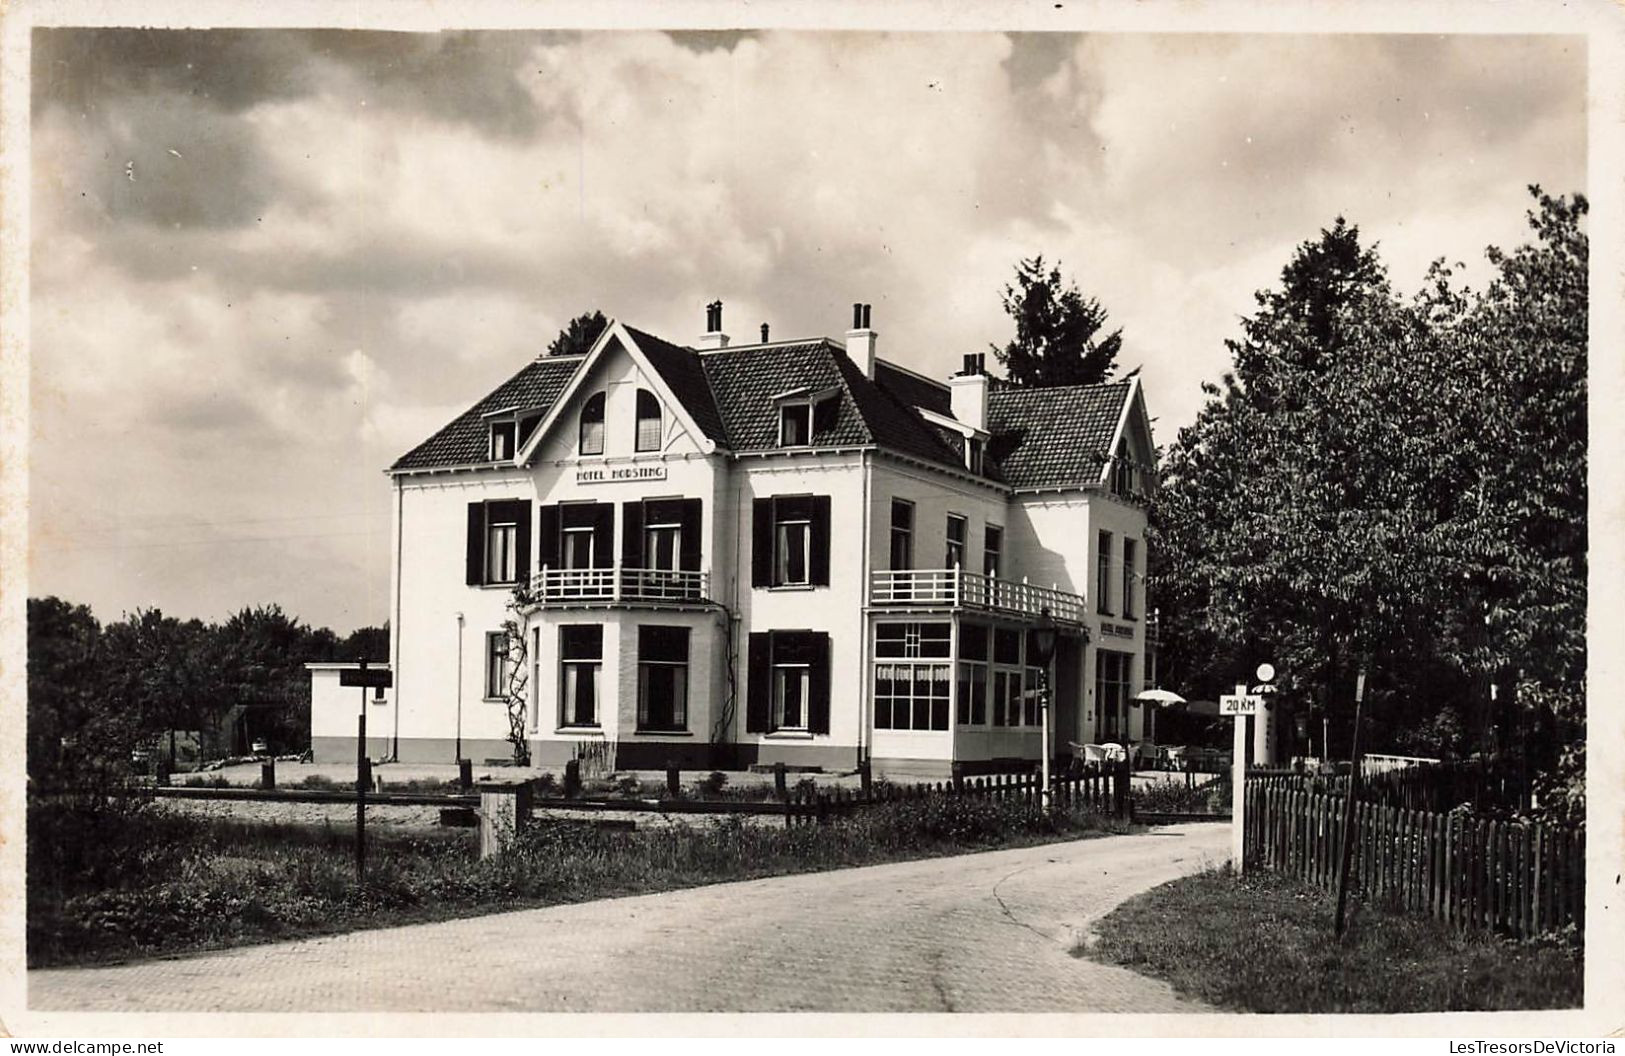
<box><xmin>28</xmin><ymin>27</ymin><xmax>1586</xmax><ymax>633</ymax></box>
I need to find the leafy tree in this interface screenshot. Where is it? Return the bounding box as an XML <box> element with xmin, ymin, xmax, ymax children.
<box><xmin>991</xmin><ymin>256</ymin><xmax>1122</xmax><ymax>387</ymax></box>
<box><xmin>1150</xmin><ymin>190</ymin><xmax>1586</xmax><ymax>806</ymax></box>
<box><xmin>26</xmin><ymin>597</ymin><xmax>105</xmax><ymax>787</ymax></box>
<box><xmin>545</xmin><ymin>310</ymin><xmax>608</xmax><ymax>357</ymax></box>
<box><xmin>341</xmin><ymin>624</ymin><xmax>390</xmax><ymax>662</ymax></box>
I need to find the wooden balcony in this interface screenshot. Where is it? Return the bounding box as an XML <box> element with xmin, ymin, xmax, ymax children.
<box><xmin>869</xmin><ymin>568</ymin><xmax>1086</xmax><ymax>623</ymax></box>
<box><xmin>529</xmin><ymin>566</ymin><xmax>711</xmax><ymax>608</ymax></box>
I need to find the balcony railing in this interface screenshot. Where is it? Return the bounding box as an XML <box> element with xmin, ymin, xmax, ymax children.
<box><xmin>531</xmin><ymin>566</ymin><xmax>710</xmax><ymax>606</ymax></box>
<box><xmin>869</xmin><ymin>568</ymin><xmax>1086</xmax><ymax>623</ymax></box>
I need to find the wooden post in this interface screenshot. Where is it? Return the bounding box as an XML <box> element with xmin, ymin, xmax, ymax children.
<box><xmin>477</xmin><ymin>779</ymin><xmax>533</xmax><ymax>859</ymax></box>
<box><xmin>666</xmin><ymin>760</ymin><xmax>681</xmax><ymax>798</ymax></box>
<box><xmin>1334</xmin><ymin>667</ymin><xmax>1367</xmax><ymax>939</ymax></box>
<box><xmin>355</xmin><ymin>711</ymin><xmax>368</xmax><ymax>886</ymax></box>
<box><xmin>1231</xmin><ymin>683</ymin><xmax>1248</xmax><ymax>873</ymax></box>
<box><xmin>564</xmin><ymin>758</ymin><xmax>581</xmax><ymax>798</ymax></box>
<box><xmin>458</xmin><ymin>758</ymin><xmax>473</xmax><ymax>792</ymax></box>
<box><xmin>260</xmin><ymin>758</ymin><xmax>275</xmax><ymax>790</ymax></box>
<box><xmin>774</xmin><ymin>761</ymin><xmax>788</xmax><ymax>800</ymax></box>
<box><xmin>861</xmin><ymin>759</ymin><xmax>873</xmax><ymax>798</ymax></box>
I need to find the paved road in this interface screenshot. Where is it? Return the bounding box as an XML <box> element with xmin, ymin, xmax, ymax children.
<box><xmin>30</xmin><ymin>823</ymin><xmax>1227</xmax><ymax>1013</ymax></box>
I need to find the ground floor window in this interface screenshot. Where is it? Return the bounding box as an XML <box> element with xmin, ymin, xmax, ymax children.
<box><xmin>560</xmin><ymin>625</ymin><xmax>602</xmax><ymax>727</ymax></box>
<box><xmin>746</xmin><ymin>630</ymin><xmax>830</xmax><ymax>734</ymax></box>
<box><xmin>637</xmin><ymin>625</ymin><xmax>689</xmax><ymax>732</ymax></box>
<box><xmin>1096</xmin><ymin>649</ymin><xmax>1133</xmax><ymax>742</ymax></box>
<box><xmin>956</xmin><ymin>661</ymin><xmax>987</xmax><ymax>725</ymax></box>
<box><xmin>773</xmin><ymin>662</ymin><xmax>810</xmax><ymax>730</ymax></box>
<box><xmin>484</xmin><ymin>631</ymin><xmax>508</xmax><ymax>700</ymax></box>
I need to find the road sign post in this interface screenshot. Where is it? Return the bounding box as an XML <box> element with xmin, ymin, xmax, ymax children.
<box><xmin>1220</xmin><ymin>663</ymin><xmax>1273</xmax><ymax>876</ymax></box>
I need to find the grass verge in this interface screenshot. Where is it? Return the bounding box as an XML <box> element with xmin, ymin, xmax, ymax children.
<box><xmin>1083</xmin><ymin>867</ymin><xmax>1582</xmax><ymax>1012</ymax></box>
<box><xmin>29</xmin><ymin>791</ymin><xmax>1127</xmax><ymax>969</ymax></box>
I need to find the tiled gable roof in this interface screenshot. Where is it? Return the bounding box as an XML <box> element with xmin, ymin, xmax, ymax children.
<box><xmin>985</xmin><ymin>380</ymin><xmax>1131</xmax><ymax>490</ymax></box>
<box><xmin>622</xmin><ymin>325</ymin><xmax>728</xmax><ymax>444</ymax></box>
<box><xmin>699</xmin><ymin>342</ymin><xmax>873</xmax><ymax>450</ymax></box>
<box><xmin>391</xmin><ymin>320</ymin><xmax>1137</xmax><ymax>489</ymax></box>
<box><xmin>873</xmin><ymin>361</ymin><xmax>952</xmax><ymax>417</ymax></box>
<box><xmin>391</xmin><ymin>356</ymin><xmax>581</xmax><ymax>470</ymax></box>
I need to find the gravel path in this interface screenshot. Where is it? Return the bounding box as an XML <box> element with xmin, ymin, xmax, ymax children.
<box><xmin>29</xmin><ymin>822</ymin><xmax>1227</xmax><ymax>1013</ymax></box>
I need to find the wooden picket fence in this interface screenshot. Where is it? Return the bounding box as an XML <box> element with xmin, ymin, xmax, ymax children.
<box><xmin>1244</xmin><ymin>782</ymin><xmax>1584</xmax><ymax>939</ymax></box>
<box><xmin>785</xmin><ymin>766</ymin><xmax>1129</xmax><ymax>828</ymax></box>
<box><xmin>1247</xmin><ymin>760</ymin><xmax>1533</xmax><ymax>814</ymax></box>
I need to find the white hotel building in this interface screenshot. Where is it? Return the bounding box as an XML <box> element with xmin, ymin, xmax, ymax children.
<box><xmin>323</xmin><ymin>304</ymin><xmax>1159</xmax><ymax>779</ymax></box>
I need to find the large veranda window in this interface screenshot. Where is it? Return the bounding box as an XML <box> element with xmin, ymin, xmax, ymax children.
<box><xmin>991</xmin><ymin>627</ymin><xmax>1025</xmax><ymax>727</ymax></box>
<box><xmin>637</xmin><ymin>625</ymin><xmax>689</xmax><ymax>732</ymax></box>
<box><xmin>1095</xmin><ymin>649</ymin><xmax>1133</xmax><ymax>742</ymax></box>
<box><xmin>872</xmin><ymin>622</ymin><xmax>951</xmax><ymax>731</ymax></box>
<box><xmin>559</xmin><ymin>625</ymin><xmax>602</xmax><ymax>727</ymax></box>
<box><xmin>956</xmin><ymin>622</ymin><xmax>988</xmax><ymax>726</ymax></box>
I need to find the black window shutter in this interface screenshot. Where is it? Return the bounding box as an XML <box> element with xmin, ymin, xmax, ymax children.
<box><xmin>809</xmin><ymin>632</ymin><xmax>831</xmax><ymax>734</ymax></box>
<box><xmin>809</xmin><ymin>495</ymin><xmax>831</xmax><ymax>586</ymax></box>
<box><xmin>592</xmin><ymin>503</ymin><xmax>615</xmax><ymax>568</ymax></box>
<box><xmin>746</xmin><ymin>632</ymin><xmax>771</xmax><ymax>733</ymax></box>
<box><xmin>514</xmin><ymin>503</ymin><xmax>532</xmax><ymax>583</ymax></box>
<box><xmin>466</xmin><ymin>502</ymin><xmax>484</xmax><ymax>585</ymax></box>
<box><xmin>679</xmin><ymin>499</ymin><xmax>703</xmax><ymax>572</ymax></box>
<box><xmin>538</xmin><ymin>504</ymin><xmax>561</xmax><ymax>571</ymax></box>
<box><xmin>751</xmin><ymin>499</ymin><xmax>773</xmax><ymax>587</ymax></box>
<box><xmin>621</xmin><ymin>501</ymin><xmax>644</xmax><ymax>568</ymax></box>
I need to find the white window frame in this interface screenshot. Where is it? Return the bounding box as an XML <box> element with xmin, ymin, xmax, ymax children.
<box><xmin>560</xmin><ymin>629</ymin><xmax>603</xmax><ymax>729</ymax></box>
<box><xmin>772</xmin><ymin>663</ymin><xmax>811</xmax><ymax>732</ymax></box>
<box><xmin>890</xmin><ymin>499</ymin><xmax>914</xmax><ymax>571</ymax></box>
<box><xmin>1096</xmin><ymin>530</ymin><xmax>1114</xmax><ymax>615</ymax></box>
<box><xmin>636</xmin><ymin>631</ymin><xmax>689</xmax><ymax>733</ymax></box>
<box><xmin>945</xmin><ymin>513</ymin><xmax>967</xmax><ymax>570</ymax></box>
<box><xmin>484</xmin><ymin>631</ymin><xmax>508</xmax><ymax>700</ymax></box>
<box><xmin>489</xmin><ymin>421</ymin><xmax>516</xmax><ymax>461</ymax></box>
<box><xmin>635</xmin><ymin>389</ymin><xmax>662</xmax><ymax>453</ymax></box>
<box><xmin>644</xmin><ymin>520</ymin><xmax>681</xmax><ymax>572</ymax></box>
<box><xmin>485</xmin><ymin>519</ymin><xmax>518</xmax><ymax>585</ymax></box>
<box><xmin>779</xmin><ymin>402</ymin><xmax>812</xmax><ymax>447</ymax></box>
<box><xmin>562</xmin><ymin>526</ymin><xmax>595</xmax><ymax>570</ymax></box>
<box><xmin>774</xmin><ymin>516</ymin><xmax>812</xmax><ymax>586</ymax></box>
<box><xmin>1122</xmin><ymin>538</ymin><xmax>1138</xmax><ymax>620</ymax></box>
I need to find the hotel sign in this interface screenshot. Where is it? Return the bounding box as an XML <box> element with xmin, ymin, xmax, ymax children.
<box><xmin>575</xmin><ymin>464</ymin><xmax>668</xmax><ymax>485</ymax></box>
<box><xmin>1101</xmin><ymin>621</ymin><xmax>1136</xmax><ymax>639</ymax></box>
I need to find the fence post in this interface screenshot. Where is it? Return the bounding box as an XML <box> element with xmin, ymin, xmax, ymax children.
<box><xmin>860</xmin><ymin>759</ymin><xmax>873</xmax><ymax>798</ymax></box>
<box><xmin>563</xmin><ymin>758</ymin><xmax>581</xmax><ymax>798</ymax></box>
<box><xmin>260</xmin><ymin>758</ymin><xmax>276</xmax><ymax>790</ymax></box>
<box><xmin>774</xmin><ymin>761</ymin><xmax>788</xmax><ymax>800</ymax></box>
<box><xmin>817</xmin><ymin>792</ymin><xmax>830</xmax><ymax>827</ymax></box>
<box><xmin>458</xmin><ymin>758</ymin><xmax>473</xmax><ymax>792</ymax></box>
<box><xmin>1113</xmin><ymin>759</ymin><xmax>1129</xmax><ymax>819</ymax></box>
<box><xmin>666</xmin><ymin>760</ymin><xmax>681</xmax><ymax>798</ymax></box>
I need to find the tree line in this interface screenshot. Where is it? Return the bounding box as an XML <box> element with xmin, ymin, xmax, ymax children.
<box><xmin>27</xmin><ymin>597</ymin><xmax>386</xmax><ymax>787</ymax></box>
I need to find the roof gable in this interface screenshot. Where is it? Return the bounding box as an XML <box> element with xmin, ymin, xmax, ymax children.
<box><xmin>514</xmin><ymin>321</ymin><xmax>720</xmax><ymax>466</ymax></box>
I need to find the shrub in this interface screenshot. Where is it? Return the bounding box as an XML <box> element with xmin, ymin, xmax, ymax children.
<box><xmin>699</xmin><ymin>770</ymin><xmax>728</xmax><ymax>797</ymax></box>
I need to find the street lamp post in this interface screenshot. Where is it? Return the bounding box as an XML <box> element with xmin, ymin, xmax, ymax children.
<box><xmin>1029</xmin><ymin>608</ymin><xmax>1059</xmax><ymax>809</ymax></box>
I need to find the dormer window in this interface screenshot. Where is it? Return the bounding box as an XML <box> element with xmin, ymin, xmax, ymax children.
<box><xmin>965</xmin><ymin>437</ymin><xmax>985</xmax><ymax>475</ymax></box>
<box><xmin>780</xmin><ymin>403</ymin><xmax>811</xmax><ymax>446</ymax></box>
<box><xmin>579</xmin><ymin>392</ymin><xmax>606</xmax><ymax>456</ymax></box>
<box><xmin>635</xmin><ymin>389</ymin><xmax>662</xmax><ymax>452</ymax></box>
<box><xmin>489</xmin><ymin>421</ymin><xmax>516</xmax><ymax>461</ymax></box>
<box><xmin>517</xmin><ymin>414</ymin><xmax>540</xmax><ymax>449</ymax></box>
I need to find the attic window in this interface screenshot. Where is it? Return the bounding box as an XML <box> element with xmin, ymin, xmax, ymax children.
<box><xmin>778</xmin><ymin>394</ymin><xmax>838</xmax><ymax>448</ymax></box>
<box><xmin>517</xmin><ymin>414</ymin><xmax>541</xmax><ymax>448</ymax></box>
<box><xmin>965</xmin><ymin>437</ymin><xmax>985</xmax><ymax>475</ymax></box>
<box><xmin>580</xmin><ymin>392</ymin><xmax>606</xmax><ymax>456</ymax></box>
<box><xmin>635</xmin><ymin>389</ymin><xmax>662</xmax><ymax>452</ymax></box>
<box><xmin>1111</xmin><ymin>455</ymin><xmax>1135</xmax><ymax>498</ymax></box>
<box><xmin>780</xmin><ymin>404</ymin><xmax>811</xmax><ymax>446</ymax></box>
<box><xmin>489</xmin><ymin>421</ymin><xmax>516</xmax><ymax>461</ymax></box>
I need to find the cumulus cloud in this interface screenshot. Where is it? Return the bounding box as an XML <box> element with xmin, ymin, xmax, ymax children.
<box><xmin>28</xmin><ymin>28</ymin><xmax>1586</xmax><ymax>629</ymax></box>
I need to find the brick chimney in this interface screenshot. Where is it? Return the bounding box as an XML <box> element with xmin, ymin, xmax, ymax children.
<box><xmin>949</xmin><ymin>351</ymin><xmax>989</xmax><ymax>431</ymax></box>
<box><xmin>697</xmin><ymin>300</ymin><xmax>729</xmax><ymax>350</ymax></box>
<box><xmin>845</xmin><ymin>302</ymin><xmax>876</xmax><ymax>378</ymax></box>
